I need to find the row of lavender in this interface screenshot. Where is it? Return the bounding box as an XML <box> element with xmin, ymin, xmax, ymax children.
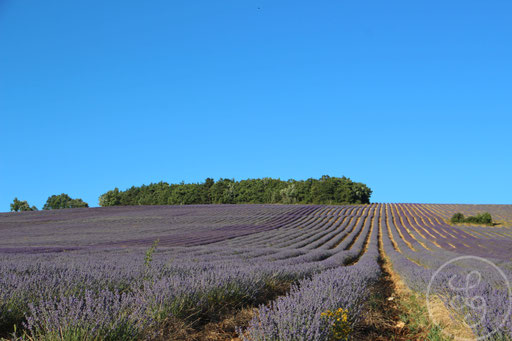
<box><xmin>3</xmin><ymin>203</ymin><xmax>511</xmax><ymax>340</ymax></box>
<box><xmin>380</xmin><ymin>204</ymin><xmax>512</xmax><ymax>340</ymax></box>
<box><xmin>0</xmin><ymin>204</ymin><xmax>379</xmax><ymax>340</ymax></box>
<box><xmin>239</xmin><ymin>205</ymin><xmax>381</xmax><ymax>340</ymax></box>
<box><xmin>428</xmin><ymin>203</ymin><xmax>512</xmax><ymax>228</ymax></box>
<box><xmin>235</xmin><ymin>202</ymin><xmax>512</xmax><ymax>340</ymax></box>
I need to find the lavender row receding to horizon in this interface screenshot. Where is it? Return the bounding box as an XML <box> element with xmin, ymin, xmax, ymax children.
<box><xmin>1</xmin><ymin>203</ymin><xmax>512</xmax><ymax>340</ymax></box>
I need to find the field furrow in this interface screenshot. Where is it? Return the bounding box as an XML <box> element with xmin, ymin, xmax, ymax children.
<box><xmin>2</xmin><ymin>203</ymin><xmax>512</xmax><ymax>340</ymax></box>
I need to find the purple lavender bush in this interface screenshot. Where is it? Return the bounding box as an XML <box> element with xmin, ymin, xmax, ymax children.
<box><xmin>24</xmin><ymin>290</ymin><xmax>149</xmax><ymax>341</ymax></box>
<box><xmin>1</xmin><ymin>203</ymin><xmax>512</xmax><ymax>340</ymax></box>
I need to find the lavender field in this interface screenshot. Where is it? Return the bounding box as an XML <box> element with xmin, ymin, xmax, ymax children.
<box><xmin>1</xmin><ymin>204</ymin><xmax>512</xmax><ymax>340</ymax></box>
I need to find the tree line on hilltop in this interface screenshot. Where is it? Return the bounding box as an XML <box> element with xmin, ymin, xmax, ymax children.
<box><xmin>10</xmin><ymin>194</ymin><xmax>89</xmax><ymax>212</ymax></box>
<box><xmin>98</xmin><ymin>176</ymin><xmax>372</xmax><ymax>206</ymax></box>
<box><xmin>9</xmin><ymin>176</ymin><xmax>372</xmax><ymax>211</ymax></box>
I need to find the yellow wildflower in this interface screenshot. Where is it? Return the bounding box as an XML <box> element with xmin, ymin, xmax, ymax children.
<box><xmin>321</xmin><ymin>308</ymin><xmax>351</xmax><ymax>340</ymax></box>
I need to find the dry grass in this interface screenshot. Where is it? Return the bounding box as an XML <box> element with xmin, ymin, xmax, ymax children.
<box><xmin>146</xmin><ymin>281</ymin><xmax>292</xmax><ymax>341</ymax></box>
<box><xmin>372</xmin><ymin>219</ymin><xmax>476</xmax><ymax>341</ymax></box>
<box><xmin>351</xmin><ymin>265</ymin><xmax>409</xmax><ymax>340</ymax></box>
<box><xmin>146</xmin><ymin>308</ymin><xmax>256</xmax><ymax>341</ymax></box>
<box><xmin>427</xmin><ymin>295</ymin><xmax>476</xmax><ymax>341</ymax></box>
<box><xmin>381</xmin><ymin>256</ymin><xmax>476</xmax><ymax>341</ymax></box>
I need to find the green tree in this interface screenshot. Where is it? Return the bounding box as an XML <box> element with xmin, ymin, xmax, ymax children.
<box><xmin>43</xmin><ymin>193</ymin><xmax>89</xmax><ymax>210</ymax></box>
<box><xmin>10</xmin><ymin>197</ymin><xmax>37</xmax><ymax>212</ymax></box>
<box><xmin>477</xmin><ymin>212</ymin><xmax>493</xmax><ymax>225</ymax></box>
<box><xmin>99</xmin><ymin>188</ymin><xmax>122</xmax><ymax>206</ymax></box>
<box><xmin>466</xmin><ymin>212</ymin><xmax>493</xmax><ymax>225</ymax></box>
<box><xmin>280</xmin><ymin>184</ymin><xmax>299</xmax><ymax>204</ymax></box>
<box><xmin>210</xmin><ymin>179</ymin><xmax>236</xmax><ymax>204</ymax></box>
<box><xmin>450</xmin><ymin>213</ymin><xmax>465</xmax><ymax>224</ymax></box>
<box><xmin>311</xmin><ymin>175</ymin><xmax>336</xmax><ymax>204</ymax></box>
<box><xmin>450</xmin><ymin>212</ymin><xmax>493</xmax><ymax>225</ymax></box>
<box><xmin>98</xmin><ymin>176</ymin><xmax>372</xmax><ymax>206</ymax></box>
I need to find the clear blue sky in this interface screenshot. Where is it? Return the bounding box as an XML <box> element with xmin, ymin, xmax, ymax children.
<box><xmin>1</xmin><ymin>0</ymin><xmax>511</xmax><ymax>211</ymax></box>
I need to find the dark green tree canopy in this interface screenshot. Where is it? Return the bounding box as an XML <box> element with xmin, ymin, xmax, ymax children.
<box><xmin>10</xmin><ymin>197</ymin><xmax>37</xmax><ymax>212</ymax></box>
<box><xmin>99</xmin><ymin>176</ymin><xmax>372</xmax><ymax>207</ymax></box>
<box><xmin>43</xmin><ymin>193</ymin><xmax>89</xmax><ymax>210</ymax></box>
<box><xmin>450</xmin><ymin>212</ymin><xmax>493</xmax><ymax>226</ymax></box>
<box><xmin>98</xmin><ymin>188</ymin><xmax>121</xmax><ymax>207</ymax></box>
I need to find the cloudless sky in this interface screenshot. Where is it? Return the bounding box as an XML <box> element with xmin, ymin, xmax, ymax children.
<box><xmin>1</xmin><ymin>0</ymin><xmax>511</xmax><ymax>211</ymax></box>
